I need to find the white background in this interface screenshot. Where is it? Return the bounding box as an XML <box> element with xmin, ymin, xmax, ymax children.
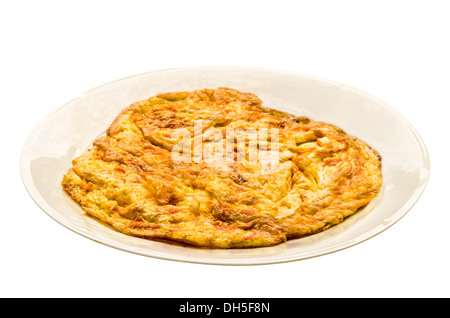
<box><xmin>1</xmin><ymin>1</ymin><xmax>449</xmax><ymax>298</ymax></box>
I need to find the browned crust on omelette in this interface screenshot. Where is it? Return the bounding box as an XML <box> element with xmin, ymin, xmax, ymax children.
<box><xmin>61</xmin><ymin>87</ymin><xmax>382</xmax><ymax>248</ymax></box>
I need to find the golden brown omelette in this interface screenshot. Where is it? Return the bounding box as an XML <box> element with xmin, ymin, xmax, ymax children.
<box><xmin>62</xmin><ymin>87</ymin><xmax>382</xmax><ymax>248</ymax></box>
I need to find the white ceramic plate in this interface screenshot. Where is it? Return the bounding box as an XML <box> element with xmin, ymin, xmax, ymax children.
<box><xmin>21</xmin><ymin>66</ymin><xmax>429</xmax><ymax>265</ymax></box>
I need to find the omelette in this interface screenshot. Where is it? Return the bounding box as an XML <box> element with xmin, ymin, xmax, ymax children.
<box><xmin>62</xmin><ymin>87</ymin><xmax>382</xmax><ymax>248</ymax></box>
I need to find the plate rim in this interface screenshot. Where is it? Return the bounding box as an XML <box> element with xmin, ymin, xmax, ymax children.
<box><xmin>20</xmin><ymin>65</ymin><xmax>431</xmax><ymax>265</ymax></box>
